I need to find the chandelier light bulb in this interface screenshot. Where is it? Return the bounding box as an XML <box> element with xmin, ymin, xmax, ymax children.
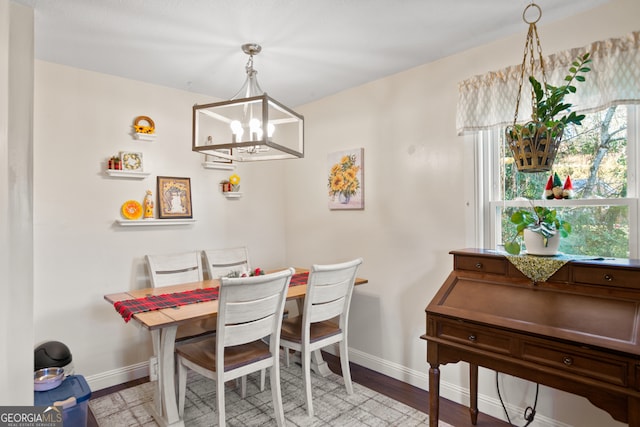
<box><xmin>267</xmin><ymin>122</ymin><xmax>275</xmax><ymax>138</ymax></box>
<box><xmin>230</xmin><ymin>120</ymin><xmax>244</xmax><ymax>142</ymax></box>
<box><xmin>230</xmin><ymin>120</ymin><xmax>242</xmax><ymax>134</ymax></box>
<box><xmin>249</xmin><ymin>118</ymin><xmax>262</xmax><ymax>139</ymax></box>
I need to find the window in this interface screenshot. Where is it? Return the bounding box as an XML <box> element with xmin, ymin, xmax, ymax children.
<box><xmin>478</xmin><ymin>105</ymin><xmax>639</xmax><ymax>258</ymax></box>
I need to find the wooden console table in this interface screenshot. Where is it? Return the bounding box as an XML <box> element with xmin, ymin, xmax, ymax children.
<box><xmin>421</xmin><ymin>249</ymin><xmax>640</xmax><ymax>426</ymax></box>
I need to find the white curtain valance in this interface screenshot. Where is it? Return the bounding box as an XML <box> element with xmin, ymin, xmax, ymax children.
<box><xmin>456</xmin><ymin>30</ymin><xmax>640</xmax><ymax>135</ymax></box>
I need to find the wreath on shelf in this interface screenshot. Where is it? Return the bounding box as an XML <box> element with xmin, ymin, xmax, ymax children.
<box><xmin>133</xmin><ymin>116</ymin><xmax>155</xmax><ymax>134</ymax></box>
<box><xmin>121</xmin><ymin>152</ymin><xmax>142</xmax><ymax>170</ymax></box>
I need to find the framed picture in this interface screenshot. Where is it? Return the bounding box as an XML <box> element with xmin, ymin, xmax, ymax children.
<box><xmin>120</xmin><ymin>151</ymin><xmax>144</xmax><ymax>172</ymax></box>
<box><xmin>205</xmin><ymin>148</ymin><xmax>233</xmax><ymax>164</ymax></box>
<box><xmin>327</xmin><ymin>148</ymin><xmax>364</xmax><ymax>210</ymax></box>
<box><xmin>157</xmin><ymin>176</ymin><xmax>193</xmax><ymax>219</ymax></box>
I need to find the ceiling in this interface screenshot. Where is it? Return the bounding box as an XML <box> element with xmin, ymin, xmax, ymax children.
<box><xmin>15</xmin><ymin>0</ymin><xmax>609</xmax><ymax>107</ymax></box>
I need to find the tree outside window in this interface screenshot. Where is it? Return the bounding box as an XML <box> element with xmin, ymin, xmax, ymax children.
<box><xmin>491</xmin><ymin>106</ymin><xmax>637</xmax><ymax>258</ymax></box>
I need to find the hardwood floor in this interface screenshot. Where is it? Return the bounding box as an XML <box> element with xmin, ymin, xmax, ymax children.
<box><xmin>87</xmin><ymin>352</ymin><xmax>510</xmax><ymax>426</ymax></box>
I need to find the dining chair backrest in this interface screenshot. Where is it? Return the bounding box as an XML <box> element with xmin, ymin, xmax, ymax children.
<box><xmin>203</xmin><ymin>247</ymin><xmax>251</xmax><ymax>279</ymax></box>
<box><xmin>144</xmin><ymin>251</ymin><xmax>212</xmax><ymax>357</ymax></box>
<box><xmin>303</xmin><ymin>257</ymin><xmax>363</xmax><ymax>329</ymax></box>
<box><xmin>145</xmin><ymin>251</ymin><xmax>204</xmax><ymax>287</ymax></box>
<box><xmin>217</xmin><ymin>268</ymin><xmax>293</xmax><ymax>354</ymax></box>
<box><xmin>175</xmin><ymin>268</ymin><xmax>294</xmax><ymax>426</ymax></box>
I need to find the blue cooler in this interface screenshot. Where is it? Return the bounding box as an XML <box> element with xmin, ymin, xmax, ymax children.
<box><xmin>34</xmin><ymin>375</ymin><xmax>91</xmax><ymax>427</ymax></box>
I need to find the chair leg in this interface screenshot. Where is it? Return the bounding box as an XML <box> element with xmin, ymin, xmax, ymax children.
<box><xmin>240</xmin><ymin>375</ymin><xmax>247</xmax><ymax>399</ymax></box>
<box><xmin>270</xmin><ymin>363</ymin><xmax>285</xmax><ymax>426</ymax></box>
<box><xmin>217</xmin><ymin>374</ymin><xmax>226</xmax><ymax>427</ymax></box>
<box><xmin>284</xmin><ymin>347</ymin><xmax>290</xmax><ymax>367</ymax></box>
<box><xmin>302</xmin><ymin>346</ymin><xmax>314</xmax><ymax>417</ymax></box>
<box><xmin>260</xmin><ymin>369</ymin><xmax>266</xmax><ymax>391</ymax></box>
<box><xmin>339</xmin><ymin>340</ymin><xmax>353</xmax><ymax>395</ymax></box>
<box><xmin>177</xmin><ymin>358</ymin><xmax>187</xmax><ymax>417</ymax></box>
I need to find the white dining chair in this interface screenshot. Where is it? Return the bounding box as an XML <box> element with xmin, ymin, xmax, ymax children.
<box><xmin>279</xmin><ymin>257</ymin><xmax>363</xmax><ymax>417</ymax></box>
<box><xmin>145</xmin><ymin>251</ymin><xmax>203</xmax><ymax>287</ymax></box>
<box><xmin>145</xmin><ymin>251</ymin><xmax>216</xmax><ymax>342</ymax></box>
<box><xmin>202</xmin><ymin>246</ymin><xmax>267</xmax><ymax>392</ymax></box>
<box><xmin>175</xmin><ymin>268</ymin><xmax>294</xmax><ymax>427</ymax></box>
<box><xmin>203</xmin><ymin>246</ymin><xmax>251</xmax><ymax>279</ymax></box>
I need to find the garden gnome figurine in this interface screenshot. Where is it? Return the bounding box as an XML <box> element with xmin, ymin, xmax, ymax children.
<box><xmin>543</xmin><ymin>172</ymin><xmax>564</xmax><ymax>199</ymax></box>
<box><xmin>563</xmin><ymin>175</ymin><xmax>574</xmax><ymax>199</ymax></box>
<box><xmin>552</xmin><ymin>172</ymin><xmax>564</xmax><ymax>199</ymax></box>
<box><xmin>143</xmin><ymin>190</ymin><xmax>154</xmax><ymax>219</ymax></box>
<box><xmin>544</xmin><ymin>174</ymin><xmax>554</xmax><ymax>199</ymax></box>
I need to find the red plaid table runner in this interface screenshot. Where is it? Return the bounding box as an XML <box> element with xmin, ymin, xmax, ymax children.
<box><xmin>289</xmin><ymin>271</ymin><xmax>309</xmax><ymax>286</ymax></box>
<box><xmin>114</xmin><ymin>271</ymin><xmax>309</xmax><ymax>322</ymax></box>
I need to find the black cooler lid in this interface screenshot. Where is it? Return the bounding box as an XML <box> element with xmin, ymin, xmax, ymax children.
<box><xmin>34</xmin><ymin>341</ymin><xmax>72</xmax><ymax>370</ymax></box>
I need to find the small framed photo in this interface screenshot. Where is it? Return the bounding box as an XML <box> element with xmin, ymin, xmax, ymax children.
<box><xmin>120</xmin><ymin>151</ymin><xmax>144</xmax><ymax>172</ymax></box>
<box><xmin>205</xmin><ymin>148</ymin><xmax>233</xmax><ymax>164</ymax></box>
<box><xmin>157</xmin><ymin>176</ymin><xmax>193</xmax><ymax>219</ymax></box>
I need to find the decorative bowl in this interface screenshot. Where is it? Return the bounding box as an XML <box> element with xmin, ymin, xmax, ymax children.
<box><xmin>34</xmin><ymin>367</ymin><xmax>64</xmax><ymax>391</ymax></box>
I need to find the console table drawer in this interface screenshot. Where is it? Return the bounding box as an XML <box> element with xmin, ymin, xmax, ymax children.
<box><xmin>455</xmin><ymin>255</ymin><xmax>507</xmax><ymax>275</ymax></box>
<box><xmin>572</xmin><ymin>265</ymin><xmax>639</xmax><ymax>288</ymax></box>
<box><xmin>522</xmin><ymin>341</ymin><xmax>628</xmax><ymax>386</ymax></box>
<box><xmin>436</xmin><ymin>319</ymin><xmax>512</xmax><ymax>355</ymax></box>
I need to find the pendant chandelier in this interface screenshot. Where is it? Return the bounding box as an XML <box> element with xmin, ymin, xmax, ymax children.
<box><xmin>192</xmin><ymin>43</ymin><xmax>304</xmax><ymax>162</ymax></box>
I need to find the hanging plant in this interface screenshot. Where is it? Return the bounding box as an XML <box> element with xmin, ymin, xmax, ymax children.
<box><xmin>505</xmin><ymin>3</ymin><xmax>591</xmax><ymax>173</ymax></box>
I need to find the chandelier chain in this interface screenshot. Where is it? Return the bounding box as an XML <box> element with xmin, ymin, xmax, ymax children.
<box><xmin>512</xmin><ymin>3</ymin><xmax>547</xmax><ymax>126</ymax></box>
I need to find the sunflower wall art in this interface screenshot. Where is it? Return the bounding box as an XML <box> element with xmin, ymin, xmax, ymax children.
<box><xmin>327</xmin><ymin>148</ymin><xmax>364</xmax><ymax>210</ymax></box>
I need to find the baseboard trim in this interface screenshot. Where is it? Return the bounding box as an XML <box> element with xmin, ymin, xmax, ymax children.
<box><xmin>84</xmin><ymin>361</ymin><xmax>149</xmax><ymax>392</ymax></box>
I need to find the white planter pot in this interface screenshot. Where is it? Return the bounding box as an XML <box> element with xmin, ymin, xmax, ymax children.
<box><xmin>523</xmin><ymin>229</ymin><xmax>560</xmax><ymax>256</ymax></box>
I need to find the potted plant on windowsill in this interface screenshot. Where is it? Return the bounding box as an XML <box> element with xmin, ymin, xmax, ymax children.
<box><xmin>504</xmin><ymin>205</ymin><xmax>572</xmax><ymax>256</ymax></box>
<box><xmin>506</xmin><ymin>53</ymin><xmax>592</xmax><ymax>172</ymax></box>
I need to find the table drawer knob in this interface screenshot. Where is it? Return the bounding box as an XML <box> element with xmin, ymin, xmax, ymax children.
<box><xmin>475</xmin><ymin>263</ymin><xmax>482</xmax><ymax>269</ymax></box>
<box><xmin>603</xmin><ymin>274</ymin><xmax>613</xmax><ymax>281</ymax></box>
<box><xmin>468</xmin><ymin>334</ymin><xmax>477</xmax><ymax>343</ymax></box>
<box><xmin>562</xmin><ymin>356</ymin><xmax>573</xmax><ymax>366</ymax></box>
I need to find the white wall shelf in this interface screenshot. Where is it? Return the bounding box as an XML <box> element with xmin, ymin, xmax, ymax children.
<box><xmin>115</xmin><ymin>219</ymin><xmax>196</xmax><ymax>227</ymax></box>
<box><xmin>105</xmin><ymin>170</ymin><xmax>150</xmax><ymax>179</ymax></box>
<box><xmin>202</xmin><ymin>161</ymin><xmax>235</xmax><ymax>171</ymax></box>
<box><xmin>133</xmin><ymin>133</ymin><xmax>156</xmax><ymax>141</ymax></box>
<box><xmin>223</xmin><ymin>192</ymin><xmax>242</xmax><ymax>199</ymax></box>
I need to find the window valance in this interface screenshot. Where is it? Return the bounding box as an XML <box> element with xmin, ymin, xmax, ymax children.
<box><xmin>456</xmin><ymin>30</ymin><xmax>640</xmax><ymax>135</ymax></box>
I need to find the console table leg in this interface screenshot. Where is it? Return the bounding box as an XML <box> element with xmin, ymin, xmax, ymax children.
<box><xmin>469</xmin><ymin>363</ymin><xmax>478</xmax><ymax>425</ymax></box>
<box><xmin>429</xmin><ymin>364</ymin><xmax>440</xmax><ymax>427</ymax></box>
<box><xmin>629</xmin><ymin>396</ymin><xmax>640</xmax><ymax>427</ymax></box>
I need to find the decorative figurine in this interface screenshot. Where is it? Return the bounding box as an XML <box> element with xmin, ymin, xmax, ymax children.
<box><xmin>108</xmin><ymin>155</ymin><xmax>122</xmax><ymax>170</ymax></box>
<box><xmin>544</xmin><ymin>172</ymin><xmax>564</xmax><ymax>199</ymax></box>
<box><xmin>143</xmin><ymin>190</ymin><xmax>154</xmax><ymax>219</ymax></box>
<box><xmin>563</xmin><ymin>175</ymin><xmax>574</xmax><ymax>199</ymax></box>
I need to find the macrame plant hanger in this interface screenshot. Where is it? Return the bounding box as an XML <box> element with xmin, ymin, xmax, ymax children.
<box><xmin>505</xmin><ymin>3</ymin><xmax>562</xmax><ymax>173</ymax></box>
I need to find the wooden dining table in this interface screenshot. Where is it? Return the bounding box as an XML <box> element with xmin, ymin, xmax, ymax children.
<box><xmin>104</xmin><ymin>268</ymin><xmax>367</xmax><ymax>427</ymax></box>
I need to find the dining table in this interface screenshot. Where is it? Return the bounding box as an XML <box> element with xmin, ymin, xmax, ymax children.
<box><xmin>104</xmin><ymin>268</ymin><xmax>368</xmax><ymax>427</ymax></box>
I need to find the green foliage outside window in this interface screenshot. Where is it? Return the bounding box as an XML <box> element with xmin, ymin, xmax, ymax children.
<box><xmin>500</xmin><ymin>106</ymin><xmax>630</xmax><ymax>258</ymax></box>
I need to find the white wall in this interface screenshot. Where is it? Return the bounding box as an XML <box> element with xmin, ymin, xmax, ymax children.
<box><xmin>0</xmin><ymin>0</ymin><xmax>34</xmax><ymax>405</ymax></box>
<box><xmin>286</xmin><ymin>0</ymin><xmax>638</xmax><ymax>426</ymax></box>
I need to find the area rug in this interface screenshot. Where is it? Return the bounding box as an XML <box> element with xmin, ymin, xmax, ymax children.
<box><xmin>89</xmin><ymin>360</ymin><xmax>452</xmax><ymax>426</ymax></box>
